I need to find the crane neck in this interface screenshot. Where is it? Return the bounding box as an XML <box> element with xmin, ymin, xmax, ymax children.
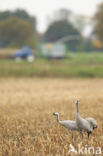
<box><xmin>76</xmin><ymin>102</ymin><xmax>79</xmax><ymax>113</ymax></box>
<box><xmin>57</xmin><ymin>114</ymin><xmax>60</xmax><ymax>123</ymax></box>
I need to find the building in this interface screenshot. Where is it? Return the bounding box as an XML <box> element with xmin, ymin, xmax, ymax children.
<box><xmin>41</xmin><ymin>42</ymin><xmax>66</xmax><ymax>59</ymax></box>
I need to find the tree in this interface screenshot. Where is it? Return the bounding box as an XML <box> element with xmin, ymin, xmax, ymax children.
<box><xmin>46</xmin><ymin>9</ymin><xmax>72</xmax><ymax>29</ymax></box>
<box><xmin>0</xmin><ymin>11</ymin><xmax>12</xmax><ymax>21</ymax></box>
<box><xmin>0</xmin><ymin>17</ymin><xmax>36</xmax><ymax>47</ymax></box>
<box><xmin>45</xmin><ymin>20</ymin><xmax>80</xmax><ymax>50</ymax></box>
<box><xmin>45</xmin><ymin>20</ymin><xmax>80</xmax><ymax>41</ymax></box>
<box><xmin>13</xmin><ymin>9</ymin><xmax>36</xmax><ymax>28</ymax></box>
<box><xmin>93</xmin><ymin>3</ymin><xmax>103</xmax><ymax>42</ymax></box>
<box><xmin>0</xmin><ymin>9</ymin><xmax>36</xmax><ymax>30</ymax></box>
<box><xmin>53</xmin><ymin>9</ymin><xmax>71</xmax><ymax>21</ymax></box>
<box><xmin>73</xmin><ymin>15</ymin><xmax>90</xmax><ymax>35</ymax></box>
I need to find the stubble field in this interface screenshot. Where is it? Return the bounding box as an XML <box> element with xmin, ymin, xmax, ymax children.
<box><xmin>0</xmin><ymin>78</ymin><xmax>103</xmax><ymax>155</ymax></box>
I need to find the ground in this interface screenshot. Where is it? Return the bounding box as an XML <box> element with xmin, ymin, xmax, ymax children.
<box><xmin>0</xmin><ymin>78</ymin><xmax>103</xmax><ymax>155</ymax></box>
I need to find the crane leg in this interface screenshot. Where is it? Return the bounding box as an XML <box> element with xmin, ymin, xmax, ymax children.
<box><xmin>72</xmin><ymin>131</ymin><xmax>74</xmax><ymax>139</ymax></box>
<box><xmin>80</xmin><ymin>131</ymin><xmax>84</xmax><ymax>139</ymax></box>
<box><xmin>87</xmin><ymin>131</ymin><xmax>92</xmax><ymax>138</ymax></box>
<box><xmin>81</xmin><ymin>132</ymin><xmax>83</xmax><ymax>139</ymax></box>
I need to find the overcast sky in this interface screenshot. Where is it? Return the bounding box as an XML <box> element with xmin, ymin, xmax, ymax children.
<box><xmin>1</xmin><ymin>0</ymin><xmax>103</xmax><ymax>32</ymax></box>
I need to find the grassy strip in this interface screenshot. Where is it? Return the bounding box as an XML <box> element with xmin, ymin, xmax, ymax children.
<box><xmin>0</xmin><ymin>53</ymin><xmax>103</xmax><ymax>77</ymax></box>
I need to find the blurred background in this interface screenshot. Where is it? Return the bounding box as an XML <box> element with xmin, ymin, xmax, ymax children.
<box><xmin>0</xmin><ymin>0</ymin><xmax>103</xmax><ymax>77</ymax></box>
<box><xmin>0</xmin><ymin>1</ymin><xmax>103</xmax><ymax>155</ymax></box>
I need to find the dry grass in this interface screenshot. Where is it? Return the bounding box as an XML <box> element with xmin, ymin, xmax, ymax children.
<box><xmin>0</xmin><ymin>78</ymin><xmax>103</xmax><ymax>155</ymax></box>
<box><xmin>0</xmin><ymin>49</ymin><xmax>17</xmax><ymax>58</ymax></box>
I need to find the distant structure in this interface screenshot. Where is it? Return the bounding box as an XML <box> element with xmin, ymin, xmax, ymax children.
<box><xmin>41</xmin><ymin>35</ymin><xmax>79</xmax><ymax>59</ymax></box>
<box><xmin>41</xmin><ymin>42</ymin><xmax>66</xmax><ymax>59</ymax></box>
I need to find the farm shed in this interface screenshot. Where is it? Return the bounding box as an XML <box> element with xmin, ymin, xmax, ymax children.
<box><xmin>41</xmin><ymin>42</ymin><xmax>66</xmax><ymax>59</ymax></box>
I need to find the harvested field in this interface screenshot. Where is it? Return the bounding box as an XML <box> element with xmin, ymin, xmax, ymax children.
<box><xmin>0</xmin><ymin>78</ymin><xmax>102</xmax><ymax>155</ymax></box>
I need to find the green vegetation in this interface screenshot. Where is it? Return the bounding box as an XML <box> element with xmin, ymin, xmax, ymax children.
<box><xmin>93</xmin><ymin>3</ymin><xmax>103</xmax><ymax>42</ymax></box>
<box><xmin>0</xmin><ymin>52</ymin><xmax>103</xmax><ymax>77</ymax></box>
<box><xmin>0</xmin><ymin>9</ymin><xmax>37</xmax><ymax>48</ymax></box>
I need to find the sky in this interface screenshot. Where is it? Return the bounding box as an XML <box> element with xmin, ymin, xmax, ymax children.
<box><xmin>0</xmin><ymin>0</ymin><xmax>103</xmax><ymax>32</ymax></box>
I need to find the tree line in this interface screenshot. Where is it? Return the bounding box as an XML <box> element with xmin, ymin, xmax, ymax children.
<box><xmin>0</xmin><ymin>9</ymin><xmax>37</xmax><ymax>48</ymax></box>
<box><xmin>0</xmin><ymin>3</ymin><xmax>103</xmax><ymax>51</ymax></box>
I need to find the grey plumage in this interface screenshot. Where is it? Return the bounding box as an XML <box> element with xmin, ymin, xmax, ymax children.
<box><xmin>53</xmin><ymin>101</ymin><xmax>97</xmax><ymax>139</ymax></box>
<box><xmin>76</xmin><ymin>100</ymin><xmax>97</xmax><ymax>138</ymax></box>
<box><xmin>53</xmin><ymin>112</ymin><xmax>78</xmax><ymax>138</ymax></box>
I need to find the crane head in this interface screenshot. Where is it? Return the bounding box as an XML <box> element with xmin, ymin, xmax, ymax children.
<box><xmin>53</xmin><ymin>112</ymin><xmax>59</xmax><ymax>116</ymax></box>
<box><xmin>91</xmin><ymin>118</ymin><xmax>97</xmax><ymax>129</ymax></box>
<box><xmin>86</xmin><ymin>118</ymin><xmax>98</xmax><ymax>130</ymax></box>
